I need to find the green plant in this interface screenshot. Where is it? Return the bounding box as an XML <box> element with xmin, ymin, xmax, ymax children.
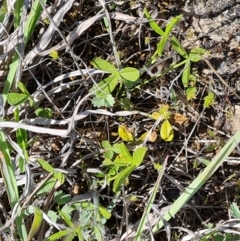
<box><xmin>90</xmin><ymin>57</ymin><xmax>140</xmax><ymax>107</ymax></box>
<box><xmin>151</xmin><ymin>131</ymin><xmax>240</xmax><ymax>234</ymax></box>
<box><xmin>2</xmin><ymin>0</ymin><xmax>47</xmax><ymax>105</ymax></box>
<box><xmin>150</xmin><ymin>104</ymin><xmax>174</xmax><ymax>141</ymax></box>
<box><xmin>144</xmin><ymin>8</ymin><xmax>211</xmax><ymax>105</ymax></box>
<box><xmin>0</xmin><ymin>134</ymin><xmax>27</xmax><ymax>240</ymax></box>
<box><xmin>45</xmin><ymin>200</ymin><xmax>111</xmax><ymax>241</ymax></box>
<box><xmin>7</xmin><ymin>81</ymin><xmax>35</xmax><ymax>107</ymax></box>
<box><xmin>102</xmin><ymin>141</ymin><xmax>147</xmax><ymax>192</ymax></box>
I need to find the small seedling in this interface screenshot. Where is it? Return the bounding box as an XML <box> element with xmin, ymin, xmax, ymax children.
<box><xmin>101</xmin><ymin>141</ymin><xmax>147</xmax><ymax>192</ymax></box>
<box><xmin>90</xmin><ymin>57</ymin><xmax>140</xmax><ymax>107</ymax></box>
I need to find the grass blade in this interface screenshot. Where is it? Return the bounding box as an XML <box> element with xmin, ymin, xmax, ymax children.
<box><xmin>152</xmin><ymin>131</ymin><xmax>240</xmax><ymax>233</ymax></box>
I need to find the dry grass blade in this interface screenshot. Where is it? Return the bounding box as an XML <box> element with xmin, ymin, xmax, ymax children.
<box><xmin>38</xmin><ymin>13</ymin><xmax>105</xmax><ymax>56</ymax></box>
<box><xmin>24</xmin><ymin>0</ymin><xmax>75</xmax><ymax>66</ymax></box>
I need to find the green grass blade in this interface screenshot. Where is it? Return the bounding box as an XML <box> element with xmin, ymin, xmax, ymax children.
<box><xmin>24</xmin><ymin>0</ymin><xmax>47</xmax><ymax>46</ymax></box>
<box><xmin>0</xmin><ymin>131</ymin><xmax>27</xmax><ymax>240</ymax></box>
<box><xmin>134</xmin><ymin>158</ymin><xmax>167</xmax><ymax>241</ymax></box>
<box><xmin>14</xmin><ymin>0</ymin><xmax>23</xmax><ymax>28</ymax></box>
<box><xmin>2</xmin><ymin>57</ymin><xmax>19</xmax><ymax>105</ymax></box>
<box><xmin>2</xmin><ymin>0</ymin><xmax>47</xmax><ymax>105</ymax></box>
<box><xmin>27</xmin><ymin>207</ymin><xmax>43</xmax><ymax>240</ymax></box>
<box><xmin>152</xmin><ymin>131</ymin><xmax>240</xmax><ymax>233</ymax></box>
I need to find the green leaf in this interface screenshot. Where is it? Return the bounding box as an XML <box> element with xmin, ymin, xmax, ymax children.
<box><xmin>27</xmin><ymin>207</ymin><xmax>43</xmax><ymax>241</ymax></box>
<box><xmin>99</xmin><ymin>206</ymin><xmax>111</xmax><ymax>219</ymax></box>
<box><xmin>7</xmin><ymin>93</ymin><xmax>29</xmax><ymax>106</ymax></box>
<box><xmin>114</xmin><ymin>154</ymin><xmax>132</xmax><ymax>166</ymax></box>
<box><xmin>120</xmin><ymin>67</ymin><xmax>140</xmax><ymax>82</ymax></box>
<box><xmin>14</xmin><ymin>108</ymin><xmax>28</xmax><ymax>171</ymax></box>
<box><xmin>0</xmin><ymin>132</ymin><xmax>27</xmax><ymax>239</ymax></box>
<box><xmin>59</xmin><ymin>207</ymin><xmax>74</xmax><ymax>228</ymax></box>
<box><xmin>171</xmin><ymin>36</ymin><xmax>188</xmax><ymax>58</ymax></box>
<box><xmin>120</xmin><ymin>97</ymin><xmax>133</xmax><ymax>110</ymax></box>
<box><xmin>38</xmin><ymin>158</ymin><xmax>55</xmax><ymax>174</ymax></box>
<box><xmin>17</xmin><ymin>82</ymin><xmax>30</xmax><ymax>95</ymax></box>
<box><xmin>119</xmin><ymin>142</ymin><xmax>133</xmax><ymax>163</ymax></box>
<box><xmin>91</xmin><ymin>74</ymin><xmax>119</xmax><ymax>96</ymax></box>
<box><xmin>124</xmin><ymin>78</ymin><xmax>142</xmax><ymax>88</ymax></box>
<box><xmin>189</xmin><ymin>47</ymin><xmax>206</xmax><ymax>62</ymax></box>
<box><xmin>112</xmin><ymin>143</ymin><xmax>122</xmax><ymax>154</ymax></box>
<box><xmin>54</xmin><ymin>171</ymin><xmax>65</xmax><ymax>184</ymax></box>
<box><xmin>186</xmin><ymin>86</ymin><xmax>197</xmax><ymax>100</ymax></box>
<box><xmin>45</xmin><ymin>230</ymin><xmax>72</xmax><ymax>241</ymax></box>
<box><xmin>102</xmin><ymin>140</ymin><xmax>114</xmax><ymax>159</ymax></box>
<box><xmin>35</xmin><ymin>107</ymin><xmax>52</xmax><ymax>118</ymax></box>
<box><xmin>182</xmin><ymin>61</ymin><xmax>191</xmax><ymax>88</ymax></box>
<box><xmin>204</xmin><ymin>92</ymin><xmax>214</xmax><ymax>108</ymax></box>
<box><xmin>159</xmin><ymin>105</ymin><xmax>171</xmax><ymax>119</ymax></box>
<box><xmin>54</xmin><ymin>191</ymin><xmax>71</xmax><ymax>205</ymax></box>
<box><xmin>230</xmin><ymin>202</ymin><xmax>240</xmax><ymax>218</ymax></box>
<box><xmin>91</xmin><ymin>93</ymin><xmax>115</xmax><ymax>108</ymax></box>
<box><xmin>47</xmin><ymin>210</ymin><xmax>59</xmax><ymax>223</ymax></box>
<box><xmin>207</xmin><ymin>129</ymin><xmax>216</xmax><ymax>139</ymax></box>
<box><xmin>144</xmin><ymin>8</ymin><xmax>165</xmax><ymax>36</ymax></box>
<box><xmin>165</xmin><ymin>15</ymin><xmax>182</xmax><ymax>35</ymax></box>
<box><xmin>113</xmin><ymin>165</ymin><xmax>135</xmax><ymax>192</ymax></box>
<box><xmin>133</xmin><ymin>147</ymin><xmax>147</xmax><ymax>167</ymax></box>
<box><xmin>102</xmin><ymin>158</ymin><xmax>113</xmax><ymax>166</ymax></box>
<box><xmin>157</xmin><ymin>35</ymin><xmax>168</xmax><ymax>56</ymax></box>
<box><xmin>29</xmin><ymin>96</ymin><xmax>35</xmax><ymax>107</ymax></box>
<box><xmin>94</xmin><ymin>226</ymin><xmax>102</xmax><ymax>241</ymax></box>
<box><xmin>160</xmin><ymin>119</ymin><xmax>174</xmax><ymax>142</ymax></box>
<box><xmin>24</xmin><ymin>0</ymin><xmax>47</xmax><ymax>47</ymax></box>
<box><xmin>92</xmin><ymin>57</ymin><xmax>118</xmax><ymax>74</ymax></box>
<box><xmin>102</xmin><ymin>140</ymin><xmax>112</xmax><ymax>149</ymax></box>
<box><xmin>36</xmin><ymin>178</ymin><xmax>56</xmax><ymax>196</ymax></box>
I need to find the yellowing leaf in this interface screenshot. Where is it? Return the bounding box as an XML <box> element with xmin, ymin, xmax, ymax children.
<box><xmin>160</xmin><ymin>119</ymin><xmax>174</xmax><ymax>142</ymax></box>
<box><xmin>138</xmin><ymin>131</ymin><xmax>157</xmax><ymax>142</ymax></box>
<box><xmin>118</xmin><ymin>125</ymin><xmax>133</xmax><ymax>142</ymax></box>
<box><xmin>151</xmin><ymin>112</ymin><xmax>161</xmax><ymax>120</ymax></box>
